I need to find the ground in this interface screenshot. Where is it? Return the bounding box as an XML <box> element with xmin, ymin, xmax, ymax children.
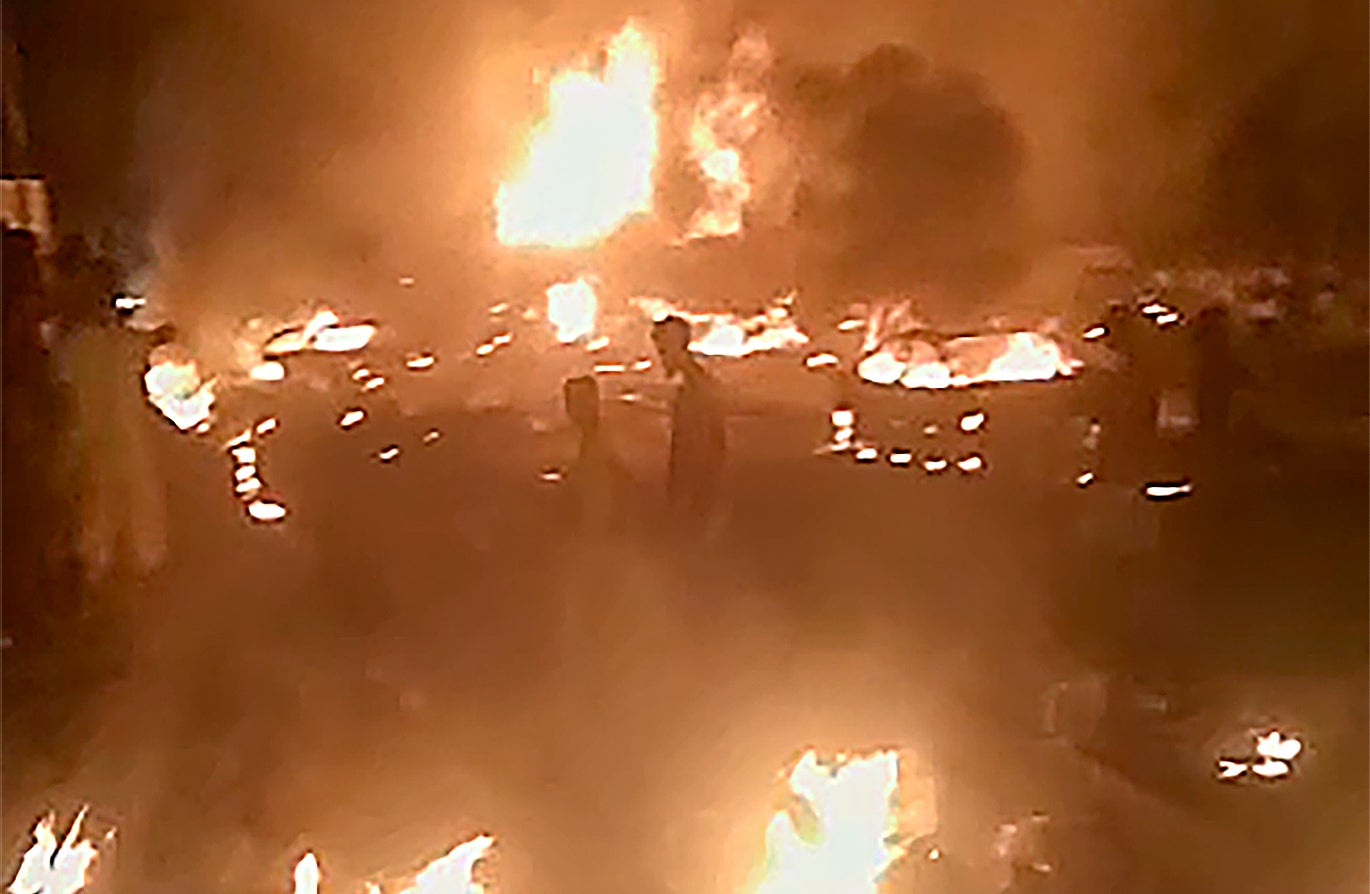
<box><xmin>3</xmin><ymin>359</ymin><xmax>1367</xmax><ymax>894</ymax></box>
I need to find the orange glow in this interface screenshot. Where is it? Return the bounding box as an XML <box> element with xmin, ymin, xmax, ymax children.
<box><xmin>682</xmin><ymin>31</ymin><xmax>771</xmax><ymax>240</ymax></box>
<box><xmin>495</xmin><ymin>22</ymin><xmax>660</xmax><ymax>247</ymax></box>
<box><xmin>396</xmin><ymin>835</ymin><xmax>494</xmax><ymax>894</ymax></box>
<box><xmin>633</xmin><ymin>294</ymin><xmax>809</xmax><ymax>357</ymax></box>
<box><xmin>858</xmin><ymin>331</ymin><xmax>1075</xmax><ymax>390</ymax></box>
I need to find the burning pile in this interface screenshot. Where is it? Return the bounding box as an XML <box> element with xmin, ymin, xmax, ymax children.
<box><xmin>633</xmin><ymin>293</ymin><xmax>808</xmax><ymax>357</ymax></box>
<box><xmin>856</xmin><ymin>330</ymin><xmax>1076</xmax><ymax>390</ymax></box>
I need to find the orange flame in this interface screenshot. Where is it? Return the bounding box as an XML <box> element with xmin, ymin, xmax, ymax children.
<box><xmin>495</xmin><ymin>22</ymin><xmax>660</xmax><ymax>247</ymax></box>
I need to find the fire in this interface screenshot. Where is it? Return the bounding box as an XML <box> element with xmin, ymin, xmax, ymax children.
<box><xmin>285</xmin><ymin>836</ymin><xmax>492</xmax><ymax>894</ymax></box>
<box><xmin>753</xmin><ymin>751</ymin><xmax>905</xmax><ymax>894</ymax></box>
<box><xmin>495</xmin><ymin>22</ymin><xmax>660</xmax><ymax>247</ymax></box>
<box><xmin>857</xmin><ymin>332</ymin><xmax>1075</xmax><ymax>390</ymax></box>
<box><xmin>8</xmin><ymin>810</ymin><xmax>101</xmax><ymax>894</ymax></box>
<box><xmin>546</xmin><ymin>277</ymin><xmax>599</xmax><ymax>343</ymax></box>
<box><xmin>682</xmin><ymin>31</ymin><xmax>771</xmax><ymax>241</ymax></box>
<box><xmin>633</xmin><ymin>294</ymin><xmax>809</xmax><ymax>357</ymax></box>
<box><xmin>144</xmin><ymin>348</ymin><xmax>216</xmax><ymax>431</ymax></box>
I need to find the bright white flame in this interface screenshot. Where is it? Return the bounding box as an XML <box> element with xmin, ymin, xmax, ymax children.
<box><xmin>888</xmin><ymin>450</ymin><xmax>912</xmax><ymax>466</ymax></box>
<box><xmin>837</xmin><ymin>319</ymin><xmax>865</xmax><ymax>332</ymax></box>
<box><xmin>1250</xmin><ymin>759</ymin><xmax>1291</xmax><ymax>779</ymax></box>
<box><xmin>234</xmin><ymin>477</ymin><xmax>263</xmax><ymax>496</ymax></box>
<box><xmin>1216</xmin><ymin>759</ymin><xmax>1248</xmax><ymax>779</ymax></box>
<box><xmin>632</xmin><ymin>358</ymin><xmax>653</xmax><ymax>371</ymax></box>
<box><xmin>585</xmin><ymin>335</ymin><xmax>611</xmax><ymax>352</ymax></box>
<box><xmin>313</xmin><ymin>323</ymin><xmax>377</xmax><ymax>353</ymax></box>
<box><xmin>352</xmin><ymin>367</ymin><xmax>373</xmax><ymax>381</ymax></box>
<box><xmin>1144</xmin><ymin>482</ymin><xmax>1193</xmax><ymax>499</ymax></box>
<box><xmin>856</xmin><ymin>352</ymin><xmax>905</xmax><ymax>386</ymax></box>
<box><xmin>292</xmin><ymin>853</ymin><xmax>320</xmax><ymax>894</ymax></box>
<box><xmin>144</xmin><ymin>355</ymin><xmax>215</xmax><ymax>431</ymax></box>
<box><xmin>113</xmin><ymin>294</ymin><xmax>146</xmax><ymax>312</ymax></box>
<box><xmin>423</xmin><ymin>429</ymin><xmax>442</xmax><ymax>445</ymax></box>
<box><xmin>234</xmin><ymin>464</ymin><xmax>258</xmax><ymax>482</ymax></box>
<box><xmin>255</xmin><ymin>417</ymin><xmax>279</xmax><ymax>436</ymax></box>
<box><xmin>540</xmin><ymin>469</ymin><xmax>564</xmax><ymax>482</ymax></box>
<box><xmin>378</xmin><ymin>446</ymin><xmax>401</xmax><ymax>463</ymax></box>
<box><xmin>1083</xmin><ymin>325</ymin><xmax>1108</xmax><ymax>340</ymax></box>
<box><xmin>854</xmin><ymin>446</ymin><xmax>879</xmax><ymax>462</ymax></box>
<box><xmin>1075</xmin><ymin>471</ymin><xmax>1096</xmax><ymax>487</ymax></box>
<box><xmin>958</xmin><ymin>411</ymin><xmax>986</xmax><ymax>433</ymax></box>
<box><xmin>1255</xmin><ymin>731</ymin><xmax>1303</xmax><ymax>762</ymax></box>
<box><xmin>250</xmin><ymin>360</ymin><xmax>287</xmax><ymax>382</ymax></box>
<box><xmin>805</xmin><ymin>353</ymin><xmax>839</xmax><ymax>369</ymax></box>
<box><xmin>339</xmin><ymin>409</ymin><xmax>366</xmax><ymax>429</ymax></box>
<box><xmin>492</xmin><ymin>333</ymin><xmax>514</xmax><ymax>346</ymax></box>
<box><xmin>1155</xmin><ymin>313</ymin><xmax>1180</xmax><ymax>327</ymax></box>
<box><xmin>495</xmin><ymin>22</ymin><xmax>659</xmax><ymax>247</ymax></box>
<box><xmin>475</xmin><ymin>343</ymin><xmax>496</xmax><ymax>357</ymax></box>
<box><xmin>247</xmin><ymin>499</ymin><xmax>287</xmax><ymax>522</ymax></box>
<box><xmin>546</xmin><ymin>278</ymin><xmax>599</xmax><ymax>343</ymax></box>
<box><xmin>754</xmin><ymin>751</ymin><xmax>904</xmax><ymax>894</ymax></box>
<box><xmin>923</xmin><ymin>457</ymin><xmax>948</xmax><ymax>473</ymax></box>
<box><xmin>1140</xmin><ymin>302</ymin><xmax>1170</xmax><ymax>317</ymax></box>
<box><xmin>831</xmin><ymin>409</ymin><xmax>855</xmax><ymax>429</ymax></box>
<box><xmin>7</xmin><ymin>811</ymin><xmax>100</xmax><ymax>894</ymax></box>
<box><xmin>362</xmin><ymin>377</ymin><xmax>387</xmax><ymax>392</ymax></box>
<box><xmin>396</xmin><ymin>835</ymin><xmax>494</xmax><ymax>894</ymax></box>
<box><xmin>231</xmin><ymin>446</ymin><xmax>257</xmax><ymax>465</ymax></box>
<box><xmin>955</xmin><ymin>454</ymin><xmax>985</xmax><ymax>473</ymax></box>
<box><xmin>594</xmin><ymin>363</ymin><xmax>626</xmax><ymax>373</ymax></box>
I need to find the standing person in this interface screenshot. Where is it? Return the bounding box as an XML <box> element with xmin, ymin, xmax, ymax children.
<box><xmin>1193</xmin><ymin>305</ymin><xmax>1240</xmax><ymax>474</ymax></box>
<box><xmin>650</xmin><ymin>315</ymin><xmax>726</xmax><ymax>540</ymax></box>
<box><xmin>53</xmin><ymin>259</ymin><xmax>167</xmax><ymax>594</ymax></box>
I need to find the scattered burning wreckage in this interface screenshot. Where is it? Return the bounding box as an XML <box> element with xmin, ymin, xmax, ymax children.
<box><xmin>9</xmin><ymin>748</ymin><xmax>939</xmax><ymax>894</ymax></box>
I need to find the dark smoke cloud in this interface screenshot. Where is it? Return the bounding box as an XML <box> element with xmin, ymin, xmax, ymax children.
<box><xmin>776</xmin><ymin>45</ymin><xmax>1028</xmax><ymax>304</ymax></box>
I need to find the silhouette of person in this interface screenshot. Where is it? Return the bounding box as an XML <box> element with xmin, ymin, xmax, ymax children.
<box><xmin>650</xmin><ymin>315</ymin><xmax>726</xmax><ymax>539</ymax></box>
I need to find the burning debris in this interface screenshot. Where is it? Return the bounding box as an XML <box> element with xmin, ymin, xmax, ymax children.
<box><xmin>144</xmin><ymin>348</ymin><xmax>216</xmax><ymax>431</ymax></box>
<box><xmin>958</xmin><ymin>410</ymin><xmax>986</xmax><ymax>433</ymax></box>
<box><xmin>339</xmin><ymin>409</ymin><xmax>367</xmax><ymax>430</ymax></box>
<box><xmin>405</xmin><ymin>353</ymin><xmax>437</xmax><ymax>371</ymax></box>
<box><xmin>682</xmin><ymin>30</ymin><xmax>772</xmax><ymax>241</ymax></box>
<box><xmin>633</xmin><ymin>293</ymin><xmax>809</xmax><ymax>358</ymax></box>
<box><xmin>754</xmin><ymin>751</ymin><xmax>908</xmax><ymax>894</ymax></box>
<box><xmin>855</xmin><ymin>323</ymin><xmax>1076</xmax><ymax>391</ymax></box>
<box><xmin>1143</xmin><ymin>480</ymin><xmax>1193</xmax><ymax>501</ymax></box>
<box><xmin>262</xmin><ymin>310</ymin><xmax>377</xmax><ymax>359</ymax></box>
<box><xmin>546</xmin><ymin>277</ymin><xmax>599</xmax><ymax>343</ymax></box>
<box><xmin>246</xmin><ymin>498</ymin><xmax>288</xmax><ymax>522</ymax></box>
<box><xmin>804</xmin><ymin>352</ymin><xmax>839</xmax><ymax>369</ymax></box>
<box><xmin>7</xmin><ymin>810</ymin><xmax>103</xmax><ymax>894</ymax></box>
<box><xmin>251</xmin><ymin>360</ymin><xmax>287</xmax><ymax>382</ymax></box>
<box><xmin>1215</xmin><ymin>729</ymin><xmax>1305</xmax><ymax>783</ymax></box>
<box><xmin>377</xmin><ymin>445</ymin><xmax>401</xmax><ymax>463</ymax></box>
<box><xmin>495</xmin><ymin>22</ymin><xmax>659</xmax><ymax>247</ymax></box>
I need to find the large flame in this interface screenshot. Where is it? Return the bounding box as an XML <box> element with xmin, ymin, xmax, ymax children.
<box><xmin>546</xmin><ymin>277</ymin><xmax>599</xmax><ymax>343</ymax></box>
<box><xmin>753</xmin><ymin>751</ymin><xmax>904</xmax><ymax>894</ymax></box>
<box><xmin>682</xmin><ymin>31</ymin><xmax>771</xmax><ymax>241</ymax></box>
<box><xmin>495</xmin><ymin>22</ymin><xmax>660</xmax><ymax>247</ymax></box>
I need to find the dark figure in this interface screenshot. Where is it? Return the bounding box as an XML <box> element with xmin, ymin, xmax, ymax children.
<box><xmin>1193</xmin><ymin>305</ymin><xmax>1239</xmax><ymax>472</ymax></box>
<box><xmin>562</xmin><ymin>374</ymin><xmax>624</xmax><ymax>535</ymax></box>
<box><xmin>650</xmin><ymin>316</ymin><xmax>726</xmax><ymax>536</ymax></box>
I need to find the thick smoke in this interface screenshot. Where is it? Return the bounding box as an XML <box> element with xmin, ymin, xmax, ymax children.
<box><xmin>776</xmin><ymin>45</ymin><xmax>1028</xmax><ymax>308</ymax></box>
<box><xmin>9</xmin><ymin>0</ymin><xmax>1367</xmax><ymax>332</ymax></box>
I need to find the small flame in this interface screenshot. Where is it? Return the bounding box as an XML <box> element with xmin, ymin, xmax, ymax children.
<box><xmin>805</xmin><ymin>353</ymin><xmax>839</xmax><ymax>369</ymax></box>
<box><xmin>7</xmin><ymin>810</ymin><xmax>100</xmax><ymax>894</ymax></box>
<box><xmin>546</xmin><ymin>278</ymin><xmax>599</xmax><ymax>343</ymax></box>
<box><xmin>633</xmin><ymin>295</ymin><xmax>809</xmax><ymax>357</ymax></box>
<box><xmin>251</xmin><ymin>360</ymin><xmax>287</xmax><ymax>382</ymax></box>
<box><xmin>144</xmin><ymin>353</ymin><xmax>215</xmax><ymax>431</ymax></box>
<box><xmin>854</xmin><ymin>446</ymin><xmax>879</xmax><ymax>462</ymax></box>
<box><xmin>292</xmin><ymin>853</ymin><xmax>320</xmax><ymax>894</ymax></box>
<box><xmin>958</xmin><ymin>411</ymin><xmax>986</xmax><ymax>433</ymax></box>
<box><xmin>313</xmin><ymin>323</ymin><xmax>377</xmax><ymax>353</ymax></box>
<box><xmin>339</xmin><ymin>409</ymin><xmax>367</xmax><ymax>429</ymax></box>
<box><xmin>247</xmin><ymin>499</ymin><xmax>288</xmax><ymax>522</ymax></box>
<box><xmin>362</xmin><ymin>377</ymin><xmax>387</xmax><ymax>392</ymax></box>
<box><xmin>955</xmin><ymin>454</ymin><xmax>985</xmax><ymax>473</ymax></box>
<box><xmin>396</xmin><ymin>835</ymin><xmax>494</xmax><ymax>894</ymax></box>
<box><xmin>1075</xmin><ymin>471</ymin><xmax>1096</xmax><ymax>487</ymax></box>
<box><xmin>1250</xmin><ymin>759</ymin><xmax>1291</xmax><ymax>779</ymax></box>
<box><xmin>495</xmin><ymin>22</ymin><xmax>659</xmax><ymax>247</ymax></box>
<box><xmin>255</xmin><ymin>417</ymin><xmax>279</xmax><ymax>436</ymax></box>
<box><xmin>378</xmin><ymin>446</ymin><xmax>401</xmax><ymax>463</ymax></box>
<box><xmin>1143</xmin><ymin>481</ymin><xmax>1193</xmax><ymax>500</ymax></box>
<box><xmin>405</xmin><ymin>353</ymin><xmax>437</xmax><ymax>371</ymax></box>
<box><xmin>423</xmin><ymin>429</ymin><xmax>442</xmax><ymax>445</ymax></box>
<box><xmin>231</xmin><ymin>446</ymin><xmax>257</xmax><ymax>465</ymax></box>
<box><xmin>1255</xmin><ymin>731</ymin><xmax>1302</xmax><ymax>762</ymax></box>
<box><xmin>1083</xmin><ymin>325</ymin><xmax>1108</xmax><ymax>341</ymax></box>
<box><xmin>923</xmin><ymin>457</ymin><xmax>948</xmax><ymax>473</ymax></box>
<box><xmin>830</xmin><ymin>409</ymin><xmax>855</xmax><ymax>429</ymax></box>
<box><xmin>1216</xmin><ymin>759</ymin><xmax>1249</xmax><ymax>780</ymax></box>
<box><xmin>888</xmin><ymin>450</ymin><xmax>913</xmax><ymax>467</ymax></box>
